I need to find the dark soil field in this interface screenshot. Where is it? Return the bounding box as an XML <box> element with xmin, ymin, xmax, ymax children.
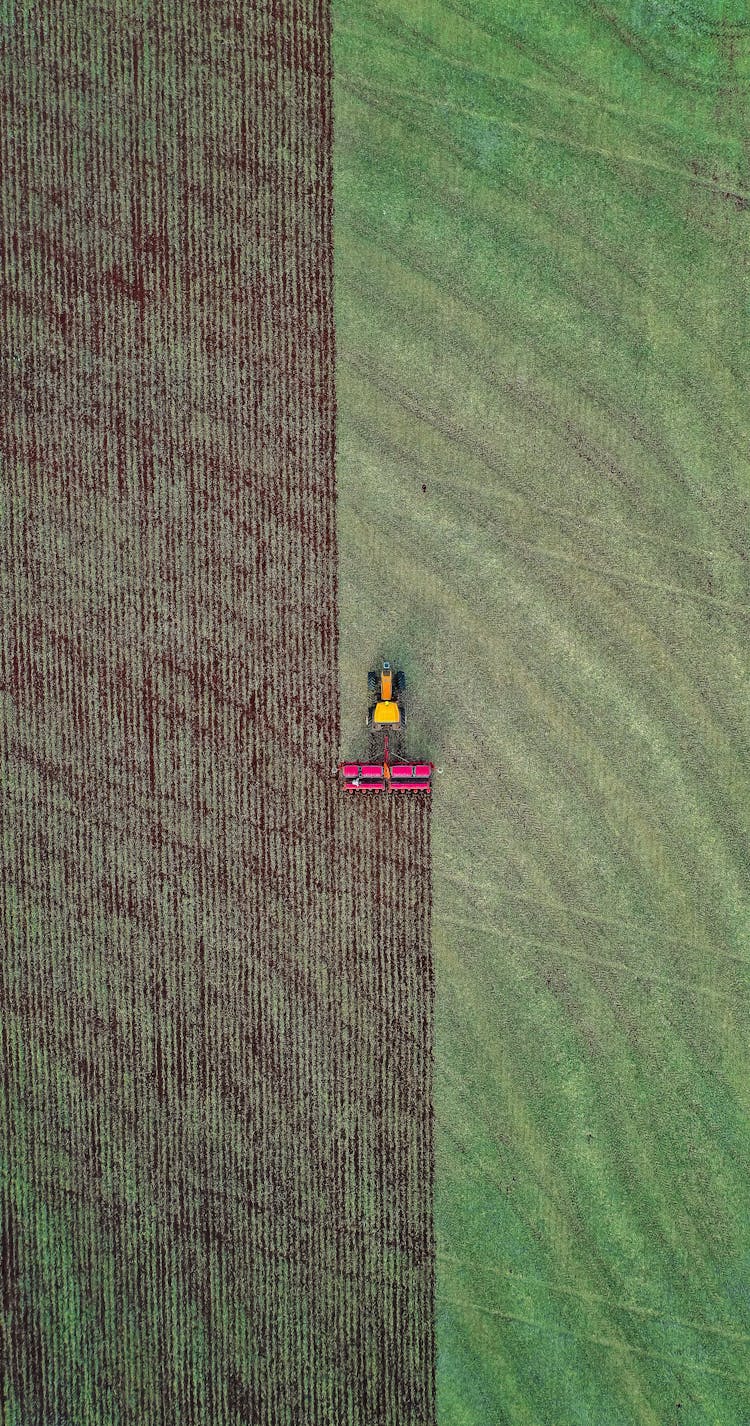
<box><xmin>1</xmin><ymin>4</ymin><xmax>434</xmax><ymax>1423</ymax></box>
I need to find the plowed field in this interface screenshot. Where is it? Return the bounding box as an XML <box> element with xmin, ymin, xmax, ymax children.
<box><xmin>2</xmin><ymin>4</ymin><xmax>434</xmax><ymax>1423</ymax></box>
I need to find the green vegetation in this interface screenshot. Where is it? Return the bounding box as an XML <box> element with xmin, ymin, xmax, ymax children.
<box><xmin>334</xmin><ymin>2</ymin><xmax>750</xmax><ymax>1419</ymax></box>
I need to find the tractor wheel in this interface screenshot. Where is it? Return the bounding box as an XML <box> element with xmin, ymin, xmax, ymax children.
<box><xmin>395</xmin><ymin>670</ymin><xmax>406</xmax><ymax>692</ymax></box>
<box><xmin>367</xmin><ymin>706</ymin><xmax>375</xmax><ymax>726</ymax></box>
<box><xmin>367</xmin><ymin>671</ymin><xmax>378</xmax><ymax>692</ymax></box>
<box><xmin>399</xmin><ymin>707</ymin><xmax>407</xmax><ymax>729</ymax></box>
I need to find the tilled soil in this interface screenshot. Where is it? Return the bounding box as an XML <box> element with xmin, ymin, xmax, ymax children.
<box><xmin>1</xmin><ymin>4</ymin><xmax>435</xmax><ymax>1423</ymax></box>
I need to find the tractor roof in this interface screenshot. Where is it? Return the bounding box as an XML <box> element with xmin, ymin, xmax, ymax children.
<box><xmin>373</xmin><ymin>700</ymin><xmax>400</xmax><ymax>725</ymax></box>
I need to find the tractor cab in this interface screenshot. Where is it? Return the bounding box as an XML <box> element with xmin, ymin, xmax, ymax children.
<box><xmin>373</xmin><ymin>699</ymin><xmax>400</xmax><ymax>725</ymax></box>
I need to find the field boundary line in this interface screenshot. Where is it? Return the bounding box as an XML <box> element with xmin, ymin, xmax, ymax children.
<box><xmin>337</xmin><ymin>9</ymin><xmax>743</xmax><ymax>145</ymax></box>
<box><xmin>437</xmin><ymin>1253</ymin><xmax>750</xmax><ymax>1346</ymax></box>
<box><xmin>437</xmin><ymin>1295</ymin><xmax>750</xmax><ymax>1386</ymax></box>
<box><xmin>438</xmin><ymin>877</ymin><xmax>744</xmax><ymax>966</ymax></box>
<box><xmin>339</xmin><ymin>73</ymin><xmax>750</xmax><ymax>202</ymax></box>
<box><xmin>438</xmin><ymin>911</ymin><xmax>750</xmax><ymax>1005</ymax></box>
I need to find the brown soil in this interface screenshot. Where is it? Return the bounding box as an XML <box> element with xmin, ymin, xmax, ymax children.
<box><xmin>0</xmin><ymin>4</ymin><xmax>435</xmax><ymax>1423</ymax></box>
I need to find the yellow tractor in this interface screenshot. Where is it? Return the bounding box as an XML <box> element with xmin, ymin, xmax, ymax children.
<box><xmin>338</xmin><ymin>662</ymin><xmax>433</xmax><ymax>792</ymax></box>
<box><xmin>367</xmin><ymin>661</ymin><xmax>406</xmax><ymax>731</ymax></box>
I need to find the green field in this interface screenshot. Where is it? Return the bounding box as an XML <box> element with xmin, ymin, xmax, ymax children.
<box><xmin>334</xmin><ymin>2</ymin><xmax>750</xmax><ymax>1420</ymax></box>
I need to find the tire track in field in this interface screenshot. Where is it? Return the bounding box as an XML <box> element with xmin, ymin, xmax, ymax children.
<box><xmin>0</xmin><ymin>4</ymin><xmax>434</xmax><ymax>1423</ymax></box>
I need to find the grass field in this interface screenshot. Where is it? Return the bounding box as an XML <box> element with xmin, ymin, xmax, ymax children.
<box><xmin>334</xmin><ymin>2</ymin><xmax>750</xmax><ymax>1421</ymax></box>
<box><xmin>2</xmin><ymin>4</ymin><xmax>434</xmax><ymax>1423</ymax></box>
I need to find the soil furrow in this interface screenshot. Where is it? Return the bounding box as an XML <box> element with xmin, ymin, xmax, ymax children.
<box><xmin>1</xmin><ymin>4</ymin><xmax>434</xmax><ymax>1422</ymax></box>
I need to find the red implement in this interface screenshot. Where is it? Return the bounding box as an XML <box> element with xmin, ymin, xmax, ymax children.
<box><xmin>338</xmin><ymin>761</ymin><xmax>433</xmax><ymax>791</ymax></box>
